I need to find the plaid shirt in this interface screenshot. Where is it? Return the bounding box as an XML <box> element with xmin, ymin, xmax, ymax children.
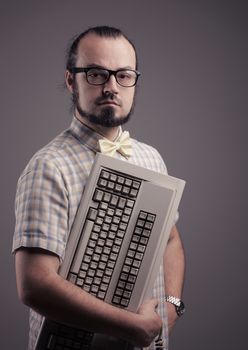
<box><xmin>13</xmin><ymin>116</ymin><xmax>173</xmax><ymax>350</ymax></box>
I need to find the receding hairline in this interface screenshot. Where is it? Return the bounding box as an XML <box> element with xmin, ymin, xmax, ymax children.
<box><xmin>66</xmin><ymin>26</ymin><xmax>138</xmax><ymax>71</ymax></box>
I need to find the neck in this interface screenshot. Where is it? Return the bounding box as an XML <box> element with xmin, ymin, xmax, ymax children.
<box><xmin>75</xmin><ymin>110</ymin><xmax>119</xmax><ymax>141</ymax></box>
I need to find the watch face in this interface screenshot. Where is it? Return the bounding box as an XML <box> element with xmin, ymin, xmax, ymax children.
<box><xmin>176</xmin><ymin>301</ymin><xmax>185</xmax><ymax>316</ymax></box>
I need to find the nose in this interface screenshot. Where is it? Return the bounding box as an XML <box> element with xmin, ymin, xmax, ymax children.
<box><xmin>103</xmin><ymin>74</ymin><xmax>119</xmax><ymax>95</ymax></box>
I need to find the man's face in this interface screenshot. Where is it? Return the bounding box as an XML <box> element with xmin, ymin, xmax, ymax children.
<box><xmin>68</xmin><ymin>33</ymin><xmax>137</xmax><ymax>128</ymax></box>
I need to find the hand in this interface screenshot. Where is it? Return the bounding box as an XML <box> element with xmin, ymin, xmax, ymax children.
<box><xmin>134</xmin><ymin>299</ymin><xmax>163</xmax><ymax>348</ymax></box>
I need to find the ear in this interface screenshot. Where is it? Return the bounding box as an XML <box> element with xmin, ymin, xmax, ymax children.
<box><xmin>65</xmin><ymin>70</ymin><xmax>74</xmax><ymax>93</ymax></box>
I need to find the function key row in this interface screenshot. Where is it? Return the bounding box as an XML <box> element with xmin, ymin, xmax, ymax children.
<box><xmin>98</xmin><ymin>169</ymin><xmax>141</xmax><ymax>198</ymax></box>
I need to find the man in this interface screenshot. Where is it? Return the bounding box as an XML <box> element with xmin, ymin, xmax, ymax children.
<box><xmin>13</xmin><ymin>26</ymin><xmax>185</xmax><ymax>349</ymax></box>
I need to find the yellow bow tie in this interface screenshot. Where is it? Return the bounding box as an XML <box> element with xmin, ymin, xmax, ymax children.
<box><xmin>98</xmin><ymin>131</ymin><xmax>132</xmax><ymax>158</ymax></box>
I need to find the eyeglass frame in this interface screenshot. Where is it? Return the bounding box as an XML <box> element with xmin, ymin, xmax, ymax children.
<box><xmin>69</xmin><ymin>66</ymin><xmax>141</xmax><ymax>87</ymax></box>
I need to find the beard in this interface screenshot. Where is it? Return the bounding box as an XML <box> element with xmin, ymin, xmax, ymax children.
<box><xmin>72</xmin><ymin>83</ymin><xmax>135</xmax><ymax>128</ymax></box>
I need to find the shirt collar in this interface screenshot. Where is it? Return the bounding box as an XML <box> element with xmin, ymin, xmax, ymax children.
<box><xmin>69</xmin><ymin>116</ymin><xmax>122</xmax><ymax>153</ymax></box>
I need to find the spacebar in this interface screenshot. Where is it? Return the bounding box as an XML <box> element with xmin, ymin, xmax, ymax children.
<box><xmin>70</xmin><ymin>220</ymin><xmax>94</xmax><ymax>274</ymax></box>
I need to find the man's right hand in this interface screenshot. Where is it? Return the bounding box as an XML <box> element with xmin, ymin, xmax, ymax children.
<box><xmin>133</xmin><ymin>299</ymin><xmax>162</xmax><ymax>348</ymax></box>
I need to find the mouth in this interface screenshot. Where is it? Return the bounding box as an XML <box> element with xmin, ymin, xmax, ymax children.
<box><xmin>98</xmin><ymin>100</ymin><xmax>119</xmax><ymax>106</ymax></box>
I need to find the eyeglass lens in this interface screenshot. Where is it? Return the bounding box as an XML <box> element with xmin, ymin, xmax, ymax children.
<box><xmin>86</xmin><ymin>68</ymin><xmax>138</xmax><ymax>87</ymax></box>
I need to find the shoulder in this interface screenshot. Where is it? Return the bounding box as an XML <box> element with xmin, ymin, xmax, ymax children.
<box><xmin>19</xmin><ymin>128</ymin><xmax>85</xmax><ymax>179</ymax></box>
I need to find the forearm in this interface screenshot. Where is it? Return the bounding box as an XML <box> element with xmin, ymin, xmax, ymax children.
<box><xmin>25</xmin><ymin>269</ymin><xmax>137</xmax><ymax>339</ymax></box>
<box><xmin>15</xmin><ymin>248</ymin><xmax>162</xmax><ymax>347</ymax></box>
<box><xmin>163</xmin><ymin>225</ymin><xmax>185</xmax><ymax>330</ymax></box>
<box><xmin>163</xmin><ymin>225</ymin><xmax>185</xmax><ymax>297</ymax></box>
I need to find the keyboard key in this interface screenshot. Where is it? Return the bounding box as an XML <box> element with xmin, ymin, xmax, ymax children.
<box><xmin>113</xmin><ymin>216</ymin><xmax>120</xmax><ymax>224</ymax></box>
<box><xmin>110</xmin><ymin>224</ymin><xmax>118</xmax><ymax>232</ymax></box>
<box><xmin>124</xmin><ymin>207</ymin><xmax>132</xmax><ymax>216</ymax></box>
<box><xmin>115</xmin><ymin>288</ymin><xmax>123</xmax><ymax>296</ymax></box>
<box><xmin>117</xmin><ymin>176</ymin><xmax>125</xmax><ymax>184</ymax></box>
<box><xmin>123</xmin><ymin>265</ymin><xmax>130</xmax><ymax>273</ymax></box>
<box><xmin>68</xmin><ymin>273</ymin><xmax>77</xmax><ymax>284</ymax></box>
<box><xmin>76</xmin><ymin>278</ymin><xmax>84</xmax><ymax>287</ymax></box>
<box><xmin>126</xmin><ymin>283</ymin><xmax>134</xmax><ymax>291</ymax></box>
<box><xmin>115</xmin><ymin>184</ymin><xmax>122</xmax><ymax>192</ymax></box>
<box><xmin>107</xmin><ymin>260</ymin><xmax>115</xmax><ymax>269</ymax></box>
<box><xmin>121</xmin><ymin>215</ymin><xmax>129</xmax><ymax>223</ymax></box>
<box><xmin>113</xmin><ymin>296</ymin><xmax>121</xmax><ymax>305</ymax></box>
<box><xmin>134</xmin><ymin>227</ymin><xmax>143</xmax><ymax>235</ymax></box>
<box><xmin>130</xmin><ymin>242</ymin><xmax>137</xmax><ymax>250</ymax></box>
<box><xmin>115</xmin><ymin>208</ymin><xmax>123</xmax><ymax>216</ymax></box>
<box><xmin>110</xmin><ymin>253</ymin><xmax>118</xmax><ymax>261</ymax></box>
<box><xmin>112</xmin><ymin>245</ymin><xmax>120</xmax><ymax>254</ymax></box>
<box><xmin>93</xmin><ymin>277</ymin><xmax>101</xmax><ymax>285</ymax></box>
<box><xmin>147</xmin><ymin>213</ymin><xmax>156</xmax><ymax>222</ymax></box>
<box><xmin>102</xmin><ymin>275</ymin><xmax>110</xmax><ymax>284</ymax></box>
<box><xmin>107</xmin><ymin>208</ymin><xmax>115</xmax><ymax>216</ymax></box>
<box><xmin>132</xmin><ymin>235</ymin><xmax>140</xmax><ymax>243</ymax></box>
<box><xmin>98</xmin><ymin>178</ymin><xmax>107</xmax><ymax>187</ymax></box>
<box><xmin>117</xmin><ymin>230</ymin><xmax>125</xmax><ymax>238</ymax></box>
<box><xmin>110</xmin><ymin>173</ymin><xmax>117</xmax><ymax>181</ymax></box>
<box><xmin>139</xmin><ymin>211</ymin><xmax>147</xmax><ymax>220</ymax></box>
<box><xmin>97</xmin><ymin>291</ymin><xmax>106</xmax><ymax>300</ymax></box>
<box><xmin>117</xmin><ymin>281</ymin><xmax>126</xmax><ymax>289</ymax></box>
<box><xmin>137</xmin><ymin>219</ymin><xmax>145</xmax><ymax>227</ymax></box>
<box><xmin>107</xmin><ymin>181</ymin><xmax>115</xmax><ymax>190</ymax></box>
<box><xmin>87</xmin><ymin>208</ymin><xmax>97</xmax><ymax>221</ymax></box>
<box><xmin>130</xmin><ymin>267</ymin><xmax>139</xmax><ymax>275</ymax></box>
<box><xmin>88</xmin><ymin>269</ymin><xmax>95</xmax><ymax>277</ymax></box>
<box><xmin>93</xmin><ymin>189</ymin><xmax>104</xmax><ymax>202</ymax></box>
<box><xmin>110</xmin><ymin>195</ymin><xmax>118</xmax><ymax>206</ymax></box>
<box><xmin>98</xmin><ymin>209</ymin><xmax>106</xmax><ymax>218</ymax></box>
<box><xmin>118</xmin><ymin>197</ymin><xmax>126</xmax><ymax>209</ymax></box>
<box><xmin>122</xmin><ymin>186</ymin><xmax>130</xmax><ymax>195</ymax></box>
<box><xmin>137</xmin><ymin>245</ymin><xmax>146</xmax><ymax>253</ymax></box>
<box><xmin>119</xmin><ymin>222</ymin><xmax>127</xmax><ymax>231</ymax></box>
<box><xmin>105</xmin><ymin>268</ymin><xmax>113</xmax><ymax>276</ymax></box>
<box><xmin>99</xmin><ymin>202</ymin><xmax>108</xmax><ymax>210</ymax></box>
<box><xmin>91</xmin><ymin>285</ymin><xmax>99</xmax><ymax>293</ymax></box>
<box><xmin>125</xmin><ymin>257</ymin><xmax>133</xmax><ymax>265</ymax></box>
<box><xmin>103</xmin><ymin>192</ymin><xmax>111</xmax><ymax>202</ymax></box>
<box><xmin>120</xmin><ymin>298</ymin><xmax>129</xmax><ymax>307</ymax></box>
<box><xmin>143</xmin><ymin>229</ymin><xmax>151</xmax><ymax>238</ymax></box>
<box><xmin>114</xmin><ymin>237</ymin><xmax>122</xmax><ymax>246</ymax></box>
<box><xmin>132</xmin><ymin>181</ymin><xmax>140</xmax><ymax>189</ymax></box>
<box><xmin>135</xmin><ymin>252</ymin><xmax>143</xmax><ymax>260</ymax></box>
<box><xmin>140</xmin><ymin>237</ymin><xmax>148</xmax><ymax>245</ymax></box>
<box><xmin>124</xmin><ymin>178</ymin><xmax>132</xmax><ymax>187</ymax></box>
<box><xmin>129</xmin><ymin>189</ymin><xmax>138</xmax><ymax>197</ymax></box>
<box><xmin>93</xmin><ymin>224</ymin><xmax>101</xmax><ymax>233</ymax></box>
<box><xmin>123</xmin><ymin>291</ymin><xmax>132</xmax><ymax>299</ymax></box>
<box><xmin>145</xmin><ymin>222</ymin><xmax>153</xmax><ymax>230</ymax></box>
<box><xmin>126</xmin><ymin>199</ymin><xmax>134</xmax><ymax>208</ymax></box>
<box><xmin>100</xmin><ymin>283</ymin><xmax>108</xmax><ymax>291</ymax></box>
<box><xmin>133</xmin><ymin>260</ymin><xmax>141</xmax><ymax>268</ymax></box>
<box><xmin>101</xmin><ymin>170</ymin><xmax>110</xmax><ymax>179</ymax></box>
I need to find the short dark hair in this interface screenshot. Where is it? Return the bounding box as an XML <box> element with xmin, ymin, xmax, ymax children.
<box><xmin>66</xmin><ymin>26</ymin><xmax>138</xmax><ymax>71</ymax></box>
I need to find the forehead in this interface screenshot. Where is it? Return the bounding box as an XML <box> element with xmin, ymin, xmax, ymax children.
<box><xmin>76</xmin><ymin>33</ymin><xmax>136</xmax><ymax>69</ymax></box>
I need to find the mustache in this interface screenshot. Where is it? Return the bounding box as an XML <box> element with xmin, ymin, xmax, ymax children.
<box><xmin>95</xmin><ymin>93</ymin><xmax>122</xmax><ymax>106</ymax></box>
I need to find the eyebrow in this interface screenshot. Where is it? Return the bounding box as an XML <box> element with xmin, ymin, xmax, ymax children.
<box><xmin>84</xmin><ymin>64</ymin><xmax>134</xmax><ymax>70</ymax></box>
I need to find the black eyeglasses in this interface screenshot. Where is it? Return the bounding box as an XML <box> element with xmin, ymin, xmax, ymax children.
<box><xmin>70</xmin><ymin>67</ymin><xmax>140</xmax><ymax>87</ymax></box>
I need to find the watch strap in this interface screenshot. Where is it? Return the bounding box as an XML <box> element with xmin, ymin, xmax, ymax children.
<box><xmin>162</xmin><ymin>295</ymin><xmax>185</xmax><ymax>317</ymax></box>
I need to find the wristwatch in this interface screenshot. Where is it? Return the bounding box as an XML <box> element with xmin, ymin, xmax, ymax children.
<box><xmin>164</xmin><ymin>295</ymin><xmax>185</xmax><ymax>317</ymax></box>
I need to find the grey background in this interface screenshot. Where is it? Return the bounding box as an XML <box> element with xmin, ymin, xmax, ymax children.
<box><xmin>1</xmin><ymin>0</ymin><xmax>247</xmax><ymax>349</ymax></box>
